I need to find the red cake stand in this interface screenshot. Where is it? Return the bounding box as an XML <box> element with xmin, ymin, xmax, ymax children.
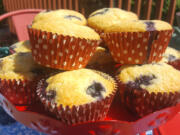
<box><xmin>0</xmin><ymin>92</ymin><xmax>180</xmax><ymax>135</ymax></box>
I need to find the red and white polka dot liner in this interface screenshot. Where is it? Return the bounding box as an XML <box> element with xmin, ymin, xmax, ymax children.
<box><xmin>102</xmin><ymin>30</ymin><xmax>173</xmax><ymax>64</ymax></box>
<box><xmin>117</xmin><ymin>80</ymin><xmax>180</xmax><ymax>117</ymax></box>
<box><xmin>0</xmin><ymin>79</ymin><xmax>37</xmax><ymax>105</ymax></box>
<box><xmin>28</xmin><ymin>26</ymin><xmax>101</xmax><ymax>70</ymax></box>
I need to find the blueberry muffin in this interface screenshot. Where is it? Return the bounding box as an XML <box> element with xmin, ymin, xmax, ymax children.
<box><xmin>37</xmin><ymin>69</ymin><xmax>117</xmax><ymax>124</ymax></box>
<box><xmin>9</xmin><ymin>40</ymin><xmax>31</xmax><ymax>53</ymax></box>
<box><xmin>0</xmin><ymin>52</ymin><xmax>57</xmax><ymax>105</ymax></box>
<box><xmin>160</xmin><ymin>47</ymin><xmax>180</xmax><ymax>63</ymax></box>
<box><xmin>29</xmin><ymin>19</ymin><xmax>101</xmax><ymax>70</ymax></box>
<box><xmin>33</xmin><ymin>9</ymin><xmax>87</xmax><ymax>25</ymax></box>
<box><xmin>102</xmin><ymin>20</ymin><xmax>173</xmax><ymax>64</ymax></box>
<box><xmin>88</xmin><ymin>8</ymin><xmax>138</xmax><ymax>32</ymax></box>
<box><xmin>117</xmin><ymin>63</ymin><xmax>180</xmax><ymax>117</ymax></box>
<box><xmin>0</xmin><ymin>52</ymin><xmax>39</xmax><ymax>80</ymax></box>
<box><xmin>160</xmin><ymin>47</ymin><xmax>180</xmax><ymax>70</ymax></box>
<box><xmin>87</xmin><ymin>46</ymin><xmax>116</xmax><ymax>75</ymax></box>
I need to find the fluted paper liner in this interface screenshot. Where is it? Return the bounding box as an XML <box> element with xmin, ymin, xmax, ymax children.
<box><xmin>28</xmin><ymin>26</ymin><xmax>101</xmax><ymax>70</ymax></box>
<box><xmin>87</xmin><ymin>27</ymin><xmax>108</xmax><ymax>48</ymax></box>
<box><xmin>0</xmin><ymin>79</ymin><xmax>37</xmax><ymax>105</ymax></box>
<box><xmin>36</xmin><ymin>71</ymin><xmax>117</xmax><ymax>125</ymax></box>
<box><xmin>102</xmin><ymin>30</ymin><xmax>173</xmax><ymax>65</ymax></box>
<box><xmin>116</xmin><ymin>77</ymin><xmax>180</xmax><ymax>117</ymax></box>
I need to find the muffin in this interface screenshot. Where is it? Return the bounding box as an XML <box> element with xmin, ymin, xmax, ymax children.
<box><xmin>33</xmin><ymin>9</ymin><xmax>87</xmax><ymax>25</ymax></box>
<box><xmin>102</xmin><ymin>20</ymin><xmax>173</xmax><ymax>64</ymax></box>
<box><xmin>0</xmin><ymin>52</ymin><xmax>56</xmax><ymax>105</ymax></box>
<box><xmin>117</xmin><ymin>63</ymin><xmax>180</xmax><ymax>117</ymax></box>
<box><xmin>86</xmin><ymin>46</ymin><xmax>116</xmax><ymax>75</ymax></box>
<box><xmin>160</xmin><ymin>47</ymin><xmax>180</xmax><ymax>70</ymax></box>
<box><xmin>9</xmin><ymin>40</ymin><xmax>31</xmax><ymax>53</ymax></box>
<box><xmin>88</xmin><ymin>8</ymin><xmax>138</xmax><ymax>32</ymax></box>
<box><xmin>37</xmin><ymin>69</ymin><xmax>117</xmax><ymax>125</ymax></box>
<box><xmin>28</xmin><ymin>19</ymin><xmax>101</xmax><ymax>70</ymax></box>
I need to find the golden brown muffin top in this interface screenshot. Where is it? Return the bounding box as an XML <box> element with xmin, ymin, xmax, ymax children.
<box><xmin>32</xmin><ymin>20</ymin><xmax>100</xmax><ymax>40</ymax></box>
<box><xmin>104</xmin><ymin>20</ymin><xmax>172</xmax><ymax>32</ymax></box>
<box><xmin>117</xmin><ymin>63</ymin><xmax>180</xmax><ymax>93</ymax></box>
<box><xmin>45</xmin><ymin>69</ymin><xmax>116</xmax><ymax>107</ymax></box>
<box><xmin>88</xmin><ymin>8</ymin><xmax>138</xmax><ymax>31</ymax></box>
<box><xmin>33</xmin><ymin>9</ymin><xmax>87</xmax><ymax>25</ymax></box>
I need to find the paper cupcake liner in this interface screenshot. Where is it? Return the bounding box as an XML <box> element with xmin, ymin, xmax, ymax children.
<box><xmin>87</xmin><ymin>27</ymin><xmax>108</xmax><ymax>48</ymax></box>
<box><xmin>0</xmin><ymin>79</ymin><xmax>37</xmax><ymax>105</ymax></box>
<box><xmin>36</xmin><ymin>71</ymin><xmax>117</xmax><ymax>125</ymax></box>
<box><xmin>28</xmin><ymin>26</ymin><xmax>101</xmax><ymax>70</ymax></box>
<box><xmin>168</xmin><ymin>59</ymin><xmax>180</xmax><ymax>71</ymax></box>
<box><xmin>116</xmin><ymin>78</ymin><xmax>180</xmax><ymax>117</ymax></box>
<box><xmin>102</xmin><ymin>30</ymin><xmax>173</xmax><ymax>65</ymax></box>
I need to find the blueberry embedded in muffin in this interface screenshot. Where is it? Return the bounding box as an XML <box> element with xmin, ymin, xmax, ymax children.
<box><xmin>37</xmin><ymin>69</ymin><xmax>117</xmax><ymax>124</ymax></box>
<box><xmin>126</xmin><ymin>74</ymin><xmax>156</xmax><ymax>90</ymax></box>
<box><xmin>64</xmin><ymin>15</ymin><xmax>82</xmax><ymax>21</ymax></box>
<box><xmin>117</xmin><ymin>63</ymin><xmax>180</xmax><ymax>117</ymax></box>
<box><xmin>89</xmin><ymin>8</ymin><xmax>109</xmax><ymax>17</ymax></box>
<box><xmin>160</xmin><ymin>47</ymin><xmax>180</xmax><ymax>63</ymax></box>
<box><xmin>86</xmin><ymin>81</ymin><xmax>106</xmax><ymax>99</ymax></box>
<box><xmin>160</xmin><ymin>47</ymin><xmax>180</xmax><ymax>70</ymax></box>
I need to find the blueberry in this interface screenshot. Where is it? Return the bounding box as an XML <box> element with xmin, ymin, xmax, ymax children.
<box><xmin>168</xmin><ymin>54</ymin><xmax>176</xmax><ymax>62</ymax></box>
<box><xmin>64</xmin><ymin>15</ymin><xmax>82</xmax><ymax>21</ymax></box>
<box><xmin>89</xmin><ymin>8</ymin><xmax>109</xmax><ymax>17</ymax></box>
<box><xmin>86</xmin><ymin>81</ymin><xmax>106</xmax><ymax>99</ymax></box>
<box><xmin>127</xmin><ymin>74</ymin><xmax>156</xmax><ymax>90</ymax></box>
<box><xmin>144</xmin><ymin>21</ymin><xmax>155</xmax><ymax>31</ymax></box>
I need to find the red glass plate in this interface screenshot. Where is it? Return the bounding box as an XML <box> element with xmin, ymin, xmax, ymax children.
<box><xmin>0</xmin><ymin>92</ymin><xmax>180</xmax><ymax>135</ymax></box>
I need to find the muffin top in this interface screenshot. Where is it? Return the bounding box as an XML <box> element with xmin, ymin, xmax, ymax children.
<box><xmin>32</xmin><ymin>20</ymin><xmax>100</xmax><ymax>40</ymax></box>
<box><xmin>104</xmin><ymin>20</ymin><xmax>172</xmax><ymax>32</ymax></box>
<box><xmin>43</xmin><ymin>69</ymin><xmax>116</xmax><ymax>107</ymax></box>
<box><xmin>9</xmin><ymin>40</ymin><xmax>31</xmax><ymax>53</ymax></box>
<box><xmin>33</xmin><ymin>9</ymin><xmax>87</xmax><ymax>25</ymax></box>
<box><xmin>88</xmin><ymin>46</ymin><xmax>114</xmax><ymax>65</ymax></box>
<box><xmin>117</xmin><ymin>63</ymin><xmax>180</xmax><ymax>93</ymax></box>
<box><xmin>160</xmin><ymin>47</ymin><xmax>180</xmax><ymax>63</ymax></box>
<box><xmin>0</xmin><ymin>52</ymin><xmax>53</xmax><ymax>80</ymax></box>
<box><xmin>88</xmin><ymin>8</ymin><xmax>138</xmax><ymax>31</ymax></box>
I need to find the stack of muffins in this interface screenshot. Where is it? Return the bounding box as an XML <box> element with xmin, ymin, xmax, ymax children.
<box><xmin>1</xmin><ymin>8</ymin><xmax>180</xmax><ymax>125</ymax></box>
<box><xmin>87</xmin><ymin>8</ymin><xmax>179</xmax><ymax>117</ymax></box>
